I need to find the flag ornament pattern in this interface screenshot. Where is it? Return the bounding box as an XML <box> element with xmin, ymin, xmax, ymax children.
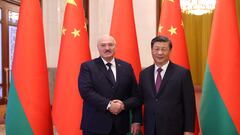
<box><xmin>158</xmin><ymin>0</ymin><xmax>199</xmax><ymax>134</ymax></box>
<box><xmin>52</xmin><ymin>0</ymin><xmax>91</xmax><ymax>134</ymax></box>
<box><xmin>200</xmin><ymin>0</ymin><xmax>240</xmax><ymax>134</ymax></box>
<box><xmin>5</xmin><ymin>0</ymin><xmax>53</xmax><ymax>135</ymax></box>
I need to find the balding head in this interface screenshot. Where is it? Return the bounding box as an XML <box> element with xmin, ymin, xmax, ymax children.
<box><xmin>97</xmin><ymin>35</ymin><xmax>116</xmax><ymax>45</ymax></box>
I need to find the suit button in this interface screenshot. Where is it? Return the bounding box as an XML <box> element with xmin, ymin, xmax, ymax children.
<box><xmin>155</xmin><ymin>98</ymin><xmax>158</xmax><ymax>102</ymax></box>
<box><xmin>112</xmin><ymin>86</ymin><xmax>114</xmax><ymax>89</ymax></box>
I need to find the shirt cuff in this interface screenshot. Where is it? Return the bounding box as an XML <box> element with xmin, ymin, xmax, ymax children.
<box><xmin>106</xmin><ymin>101</ymin><xmax>112</xmax><ymax>110</ymax></box>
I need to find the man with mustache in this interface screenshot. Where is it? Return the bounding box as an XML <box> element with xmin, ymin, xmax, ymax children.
<box><xmin>78</xmin><ymin>35</ymin><xmax>141</xmax><ymax>135</ymax></box>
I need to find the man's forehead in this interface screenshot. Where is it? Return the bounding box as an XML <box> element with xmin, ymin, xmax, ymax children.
<box><xmin>99</xmin><ymin>39</ymin><xmax>114</xmax><ymax>44</ymax></box>
<box><xmin>154</xmin><ymin>42</ymin><xmax>169</xmax><ymax>46</ymax></box>
<box><xmin>98</xmin><ymin>35</ymin><xmax>116</xmax><ymax>44</ymax></box>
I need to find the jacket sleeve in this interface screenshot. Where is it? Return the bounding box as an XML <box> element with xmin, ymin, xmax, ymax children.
<box><xmin>78</xmin><ymin>63</ymin><xmax>110</xmax><ymax>111</ymax></box>
<box><xmin>132</xmin><ymin>71</ymin><xmax>144</xmax><ymax>124</ymax></box>
<box><xmin>182</xmin><ymin>70</ymin><xmax>196</xmax><ymax>132</ymax></box>
<box><xmin>122</xmin><ymin>65</ymin><xmax>141</xmax><ymax>110</ymax></box>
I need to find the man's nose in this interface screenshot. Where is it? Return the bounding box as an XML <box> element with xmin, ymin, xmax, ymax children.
<box><xmin>157</xmin><ymin>50</ymin><xmax>163</xmax><ymax>54</ymax></box>
<box><xmin>105</xmin><ymin>45</ymin><xmax>110</xmax><ymax>50</ymax></box>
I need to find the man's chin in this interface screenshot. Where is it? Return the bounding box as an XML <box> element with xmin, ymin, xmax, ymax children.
<box><xmin>104</xmin><ymin>52</ymin><xmax>112</xmax><ymax>56</ymax></box>
<box><xmin>155</xmin><ymin>60</ymin><xmax>167</xmax><ymax>66</ymax></box>
<box><xmin>102</xmin><ymin>56</ymin><xmax>114</xmax><ymax>60</ymax></box>
<box><xmin>104</xmin><ymin>53</ymin><xmax>113</xmax><ymax>56</ymax></box>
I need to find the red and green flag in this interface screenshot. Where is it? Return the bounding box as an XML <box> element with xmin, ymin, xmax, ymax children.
<box><xmin>52</xmin><ymin>0</ymin><xmax>91</xmax><ymax>134</ymax></box>
<box><xmin>158</xmin><ymin>0</ymin><xmax>199</xmax><ymax>134</ymax></box>
<box><xmin>5</xmin><ymin>0</ymin><xmax>53</xmax><ymax>134</ymax></box>
<box><xmin>200</xmin><ymin>0</ymin><xmax>240</xmax><ymax>134</ymax></box>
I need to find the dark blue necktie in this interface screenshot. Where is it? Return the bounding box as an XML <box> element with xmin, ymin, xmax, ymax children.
<box><xmin>106</xmin><ymin>63</ymin><xmax>115</xmax><ymax>84</ymax></box>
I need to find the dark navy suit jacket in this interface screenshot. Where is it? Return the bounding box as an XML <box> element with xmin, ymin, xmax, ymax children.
<box><xmin>139</xmin><ymin>62</ymin><xmax>196</xmax><ymax>135</ymax></box>
<box><xmin>78</xmin><ymin>57</ymin><xmax>141</xmax><ymax>134</ymax></box>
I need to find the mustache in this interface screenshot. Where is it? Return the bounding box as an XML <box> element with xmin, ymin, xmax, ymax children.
<box><xmin>104</xmin><ymin>50</ymin><xmax>112</xmax><ymax>53</ymax></box>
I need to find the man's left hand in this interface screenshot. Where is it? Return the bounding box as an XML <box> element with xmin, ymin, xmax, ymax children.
<box><xmin>131</xmin><ymin>123</ymin><xmax>141</xmax><ymax>135</ymax></box>
<box><xmin>184</xmin><ymin>132</ymin><xmax>194</xmax><ymax>135</ymax></box>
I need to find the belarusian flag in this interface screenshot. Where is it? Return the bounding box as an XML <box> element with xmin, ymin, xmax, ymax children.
<box><xmin>5</xmin><ymin>0</ymin><xmax>53</xmax><ymax>134</ymax></box>
<box><xmin>52</xmin><ymin>0</ymin><xmax>91</xmax><ymax>134</ymax></box>
<box><xmin>200</xmin><ymin>0</ymin><xmax>240</xmax><ymax>134</ymax></box>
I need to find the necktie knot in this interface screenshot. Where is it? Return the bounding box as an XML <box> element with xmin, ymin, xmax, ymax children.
<box><xmin>106</xmin><ymin>63</ymin><xmax>112</xmax><ymax>68</ymax></box>
<box><xmin>106</xmin><ymin>62</ymin><xmax>115</xmax><ymax>84</ymax></box>
<box><xmin>157</xmin><ymin>68</ymin><xmax>162</xmax><ymax>73</ymax></box>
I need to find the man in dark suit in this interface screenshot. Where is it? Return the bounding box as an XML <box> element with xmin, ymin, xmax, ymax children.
<box><xmin>78</xmin><ymin>35</ymin><xmax>141</xmax><ymax>135</ymax></box>
<box><xmin>138</xmin><ymin>35</ymin><xmax>196</xmax><ymax>135</ymax></box>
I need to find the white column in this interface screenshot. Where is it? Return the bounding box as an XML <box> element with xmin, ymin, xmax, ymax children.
<box><xmin>42</xmin><ymin>0</ymin><xmax>65</xmax><ymax>67</ymax></box>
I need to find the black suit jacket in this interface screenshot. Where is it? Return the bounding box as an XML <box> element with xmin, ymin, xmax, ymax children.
<box><xmin>139</xmin><ymin>62</ymin><xmax>196</xmax><ymax>135</ymax></box>
<box><xmin>78</xmin><ymin>57</ymin><xmax>141</xmax><ymax>134</ymax></box>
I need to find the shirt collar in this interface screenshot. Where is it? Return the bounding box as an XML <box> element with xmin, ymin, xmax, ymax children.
<box><xmin>154</xmin><ymin>61</ymin><xmax>169</xmax><ymax>72</ymax></box>
<box><xmin>101</xmin><ymin>57</ymin><xmax>116</xmax><ymax>67</ymax></box>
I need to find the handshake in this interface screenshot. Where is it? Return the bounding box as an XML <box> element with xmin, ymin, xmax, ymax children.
<box><xmin>108</xmin><ymin>99</ymin><xmax>125</xmax><ymax>115</ymax></box>
<box><xmin>107</xmin><ymin>99</ymin><xmax>141</xmax><ymax>135</ymax></box>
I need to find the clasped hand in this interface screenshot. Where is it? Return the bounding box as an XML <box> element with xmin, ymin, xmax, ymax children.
<box><xmin>108</xmin><ymin>99</ymin><xmax>124</xmax><ymax>115</ymax></box>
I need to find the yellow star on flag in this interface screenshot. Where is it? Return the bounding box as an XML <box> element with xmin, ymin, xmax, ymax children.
<box><xmin>168</xmin><ymin>26</ymin><xmax>177</xmax><ymax>36</ymax></box>
<box><xmin>62</xmin><ymin>27</ymin><xmax>67</xmax><ymax>35</ymax></box>
<box><xmin>181</xmin><ymin>20</ymin><xmax>184</xmax><ymax>26</ymax></box>
<box><xmin>158</xmin><ymin>24</ymin><xmax>163</xmax><ymax>33</ymax></box>
<box><xmin>84</xmin><ymin>23</ymin><xmax>87</xmax><ymax>30</ymax></box>
<box><xmin>168</xmin><ymin>0</ymin><xmax>175</xmax><ymax>2</ymax></box>
<box><xmin>71</xmin><ymin>28</ymin><xmax>80</xmax><ymax>38</ymax></box>
<box><xmin>67</xmin><ymin>0</ymin><xmax>77</xmax><ymax>6</ymax></box>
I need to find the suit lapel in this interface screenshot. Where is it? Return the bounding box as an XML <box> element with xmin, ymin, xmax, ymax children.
<box><xmin>95</xmin><ymin>57</ymin><xmax>115</xmax><ymax>86</ymax></box>
<box><xmin>115</xmin><ymin>59</ymin><xmax>122</xmax><ymax>91</ymax></box>
<box><xmin>148</xmin><ymin>65</ymin><xmax>157</xmax><ymax>96</ymax></box>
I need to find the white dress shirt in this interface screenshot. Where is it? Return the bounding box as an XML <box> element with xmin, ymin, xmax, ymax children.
<box><xmin>101</xmin><ymin>57</ymin><xmax>117</xmax><ymax>110</ymax></box>
<box><xmin>154</xmin><ymin>61</ymin><xmax>169</xmax><ymax>83</ymax></box>
<box><xmin>101</xmin><ymin>57</ymin><xmax>117</xmax><ymax>81</ymax></box>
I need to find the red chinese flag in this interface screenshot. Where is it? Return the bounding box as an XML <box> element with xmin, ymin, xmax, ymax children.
<box><xmin>110</xmin><ymin>0</ymin><xmax>143</xmax><ymax>134</ymax></box>
<box><xmin>158</xmin><ymin>0</ymin><xmax>199</xmax><ymax>134</ymax></box>
<box><xmin>52</xmin><ymin>0</ymin><xmax>91</xmax><ymax>134</ymax></box>
<box><xmin>110</xmin><ymin>0</ymin><xmax>141</xmax><ymax>80</ymax></box>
